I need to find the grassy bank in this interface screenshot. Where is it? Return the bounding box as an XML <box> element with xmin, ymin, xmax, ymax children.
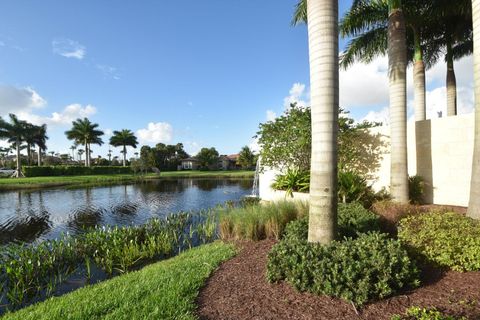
<box><xmin>2</xmin><ymin>242</ymin><xmax>236</xmax><ymax>320</ymax></box>
<box><xmin>0</xmin><ymin>170</ymin><xmax>254</xmax><ymax>191</ymax></box>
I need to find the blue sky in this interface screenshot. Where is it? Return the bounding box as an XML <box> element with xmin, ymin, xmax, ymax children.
<box><xmin>0</xmin><ymin>0</ymin><xmax>473</xmax><ymax>158</ymax></box>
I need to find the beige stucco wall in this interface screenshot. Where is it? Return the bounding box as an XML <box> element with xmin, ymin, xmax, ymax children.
<box><xmin>372</xmin><ymin>113</ymin><xmax>474</xmax><ymax>207</ymax></box>
<box><xmin>260</xmin><ymin>113</ymin><xmax>474</xmax><ymax>207</ymax></box>
<box><xmin>259</xmin><ymin>167</ymin><xmax>310</xmax><ymax>202</ymax></box>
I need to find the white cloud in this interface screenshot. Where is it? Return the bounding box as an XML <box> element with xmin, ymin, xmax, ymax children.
<box><xmin>361</xmin><ymin>107</ymin><xmax>390</xmax><ymax>125</ymax></box>
<box><xmin>137</xmin><ymin>122</ymin><xmax>173</xmax><ymax>144</ymax></box>
<box><xmin>17</xmin><ymin>104</ymin><xmax>97</xmax><ymax>126</ymax></box>
<box><xmin>340</xmin><ymin>56</ymin><xmax>390</xmax><ymax>109</ymax></box>
<box><xmin>284</xmin><ymin>83</ymin><xmax>309</xmax><ymax>108</ymax></box>
<box><xmin>184</xmin><ymin>141</ymin><xmax>200</xmax><ymax>155</ymax></box>
<box><xmin>266</xmin><ymin>110</ymin><xmax>277</xmax><ymax>121</ymax></box>
<box><xmin>0</xmin><ymin>85</ymin><xmax>46</xmax><ymax>116</ymax></box>
<box><xmin>96</xmin><ymin>64</ymin><xmax>121</xmax><ymax>80</ymax></box>
<box><xmin>52</xmin><ymin>38</ymin><xmax>86</xmax><ymax>60</ymax></box>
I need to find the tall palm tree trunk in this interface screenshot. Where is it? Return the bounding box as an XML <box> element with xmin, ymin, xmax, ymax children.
<box><xmin>446</xmin><ymin>42</ymin><xmax>457</xmax><ymax>116</ymax></box>
<box><xmin>123</xmin><ymin>145</ymin><xmax>127</xmax><ymax>167</ymax></box>
<box><xmin>388</xmin><ymin>0</ymin><xmax>409</xmax><ymax>203</ymax></box>
<box><xmin>37</xmin><ymin>146</ymin><xmax>42</xmax><ymax>166</ymax></box>
<box><xmin>468</xmin><ymin>0</ymin><xmax>480</xmax><ymax>219</ymax></box>
<box><xmin>413</xmin><ymin>30</ymin><xmax>426</xmax><ymax>121</ymax></box>
<box><xmin>306</xmin><ymin>0</ymin><xmax>338</xmax><ymax>244</ymax></box>
<box><xmin>15</xmin><ymin>139</ymin><xmax>21</xmax><ymax>178</ymax></box>
<box><xmin>85</xmin><ymin>141</ymin><xmax>89</xmax><ymax>167</ymax></box>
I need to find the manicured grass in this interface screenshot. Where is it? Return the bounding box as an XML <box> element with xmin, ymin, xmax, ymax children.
<box><xmin>0</xmin><ymin>170</ymin><xmax>254</xmax><ymax>191</ymax></box>
<box><xmin>2</xmin><ymin>241</ymin><xmax>236</xmax><ymax>320</ymax></box>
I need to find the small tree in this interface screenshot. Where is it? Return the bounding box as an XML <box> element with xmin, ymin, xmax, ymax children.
<box><xmin>237</xmin><ymin>146</ymin><xmax>256</xmax><ymax>169</ymax></box>
<box><xmin>196</xmin><ymin>147</ymin><xmax>219</xmax><ymax>169</ymax></box>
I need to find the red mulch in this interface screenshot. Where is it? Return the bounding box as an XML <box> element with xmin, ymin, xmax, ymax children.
<box><xmin>196</xmin><ymin>240</ymin><xmax>480</xmax><ymax>320</ymax></box>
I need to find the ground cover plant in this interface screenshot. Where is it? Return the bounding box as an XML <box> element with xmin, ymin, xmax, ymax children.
<box><xmin>391</xmin><ymin>306</ymin><xmax>466</xmax><ymax>320</ymax></box>
<box><xmin>2</xmin><ymin>241</ymin><xmax>236</xmax><ymax>320</ymax></box>
<box><xmin>266</xmin><ymin>203</ymin><xmax>419</xmax><ymax>306</ymax></box>
<box><xmin>22</xmin><ymin>166</ymin><xmax>132</xmax><ymax>177</ymax></box>
<box><xmin>0</xmin><ymin>210</ymin><xmax>217</xmax><ymax>311</ymax></box>
<box><xmin>398</xmin><ymin>212</ymin><xmax>480</xmax><ymax>271</ymax></box>
<box><xmin>267</xmin><ymin>231</ymin><xmax>420</xmax><ymax>306</ymax></box>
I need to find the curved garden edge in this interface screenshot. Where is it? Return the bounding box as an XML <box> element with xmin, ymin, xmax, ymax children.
<box><xmin>195</xmin><ymin>240</ymin><xmax>480</xmax><ymax>320</ymax></box>
<box><xmin>1</xmin><ymin>242</ymin><xmax>237</xmax><ymax>320</ymax></box>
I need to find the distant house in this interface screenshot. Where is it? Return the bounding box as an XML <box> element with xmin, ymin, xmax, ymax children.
<box><xmin>218</xmin><ymin>154</ymin><xmax>240</xmax><ymax>170</ymax></box>
<box><xmin>180</xmin><ymin>157</ymin><xmax>200</xmax><ymax>170</ymax></box>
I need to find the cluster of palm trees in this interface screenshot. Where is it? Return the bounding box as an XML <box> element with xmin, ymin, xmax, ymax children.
<box><xmin>299</xmin><ymin>0</ymin><xmax>478</xmax><ymax>243</ymax></box>
<box><xmin>0</xmin><ymin>114</ymin><xmax>48</xmax><ymax>177</ymax></box>
<box><xmin>65</xmin><ymin>118</ymin><xmax>138</xmax><ymax>167</ymax></box>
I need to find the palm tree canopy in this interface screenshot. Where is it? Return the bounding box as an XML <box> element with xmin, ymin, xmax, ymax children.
<box><xmin>0</xmin><ymin>114</ymin><xmax>29</xmax><ymax>143</ymax></box>
<box><xmin>65</xmin><ymin>118</ymin><xmax>104</xmax><ymax>146</ymax></box>
<box><xmin>109</xmin><ymin>129</ymin><xmax>138</xmax><ymax>148</ymax></box>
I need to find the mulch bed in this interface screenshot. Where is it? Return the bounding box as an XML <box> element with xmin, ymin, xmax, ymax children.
<box><xmin>196</xmin><ymin>240</ymin><xmax>480</xmax><ymax>320</ymax></box>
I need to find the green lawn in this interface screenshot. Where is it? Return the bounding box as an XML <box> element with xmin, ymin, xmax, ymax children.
<box><xmin>2</xmin><ymin>242</ymin><xmax>236</xmax><ymax>320</ymax></box>
<box><xmin>0</xmin><ymin>170</ymin><xmax>254</xmax><ymax>191</ymax></box>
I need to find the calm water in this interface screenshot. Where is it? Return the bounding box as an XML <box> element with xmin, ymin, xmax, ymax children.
<box><xmin>0</xmin><ymin>178</ymin><xmax>252</xmax><ymax>245</ymax></box>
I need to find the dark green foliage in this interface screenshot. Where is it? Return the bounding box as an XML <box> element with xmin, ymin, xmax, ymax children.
<box><xmin>391</xmin><ymin>306</ymin><xmax>465</xmax><ymax>320</ymax></box>
<box><xmin>195</xmin><ymin>147</ymin><xmax>220</xmax><ymax>169</ymax></box>
<box><xmin>282</xmin><ymin>202</ymin><xmax>381</xmax><ymax>242</ymax></box>
<box><xmin>338</xmin><ymin>170</ymin><xmax>375</xmax><ymax>207</ymax></box>
<box><xmin>237</xmin><ymin>146</ymin><xmax>256</xmax><ymax>169</ymax></box>
<box><xmin>338</xmin><ymin>202</ymin><xmax>381</xmax><ymax>238</ymax></box>
<box><xmin>398</xmin><ymin>212</ymin><xmax>480</xmax><ymax>271</ymax></box>
<box><xmin>139</xmin><ymin>143</ymin><xmax>189</xmax><ymax>171</ymax></box>
<box><xmin>408</xmin><ymin>175</ymin><xmax>424</xmax><ymax>204</ymax></box>
<box><xmin>267</xmin><ymin>232</ymin><xmax>420</xmax><ymax>306</ymax></box>
<box><xmin>271</xmin><ymin>168</ymin><xmax>310</xmax><ymax>196</ymax></box>
<box><xmin>22</xmin><ymin>166</ymin><xmax>132</xmax><ymax>177</ymax></box>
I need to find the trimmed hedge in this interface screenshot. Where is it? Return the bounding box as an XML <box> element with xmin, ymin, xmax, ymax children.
<box><xmin>398</xmin><ymin>212</ymin><xmax>480</xmax><ymax>271</ymax></box>
<box><xmin>267</xmin><ymin>232</ymin><xmax>420</xmax><ymax>306</ymax></box>
<box><xmin>22</xmin><ymin>166</ymin><xmax>132</xmax><ymax>177</ymax></box>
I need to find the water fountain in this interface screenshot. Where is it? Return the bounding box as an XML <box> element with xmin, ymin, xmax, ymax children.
<box><xmin>245</xmin><ymin>158</ymin><xmax>260</xmax><ymax>199</ymax></box>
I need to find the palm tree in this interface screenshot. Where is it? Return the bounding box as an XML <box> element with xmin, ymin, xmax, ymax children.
<box><xmin>23</xmin><ymin>123</ymin><xmax>39</xmax><ymax>166</ymax></box>
<box><xmin>34</xmin><ymin>124</ymin><xmax>48</xmax><ymax>166</ymax></box>
<box><xmin>467</xmin><ymin>0</ymin><xmax>480</xmax><ymax>219</ymax></box>
<box><xmin>65</xmin><ymin>118</ymin><xmax>104</xmax><ymax>167</ymax></box>
<box><xmin>109</xmin><ymin>129</ymin><xmax>138</xmax><ymax>167</ymax></box>
<box><xmin>387</xmin><ymin>0</ymin><xmax>409</xmax><ymax>203</ymax></box>
<box><xmin>0</xmin><ymin>114</ymin><xmax>29</xmax><ymax>177</ymax></box>
<box><xmin>302</xmin><ymin>0</ymin><xmax>339</xmax><ymax>244</ymax></box>
<box><xmin>77</xmin><ymin>149</ymin><xmax>84</xmax><ymax>162</ymax></box>
<box><xmin>69</xmin><ymin>145</ymin><xmax>75</xmax><ymax>161</ymax></box>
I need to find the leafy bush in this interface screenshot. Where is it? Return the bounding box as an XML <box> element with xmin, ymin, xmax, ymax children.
<box><xmin>218</xmin><ymin>201</ymin><xmax>308</xmax><ymax>241</ymax></box>
<box><xmin>409</xmin><ymin>175</ymin><xmax>425</xmax><ymax>204</ymax></box>
<box><xmin>338</xmin><ymin>170</ymin><xmax>374</xmax><ymax>206</ymax></box>
<box><xmin>391</xmin><ymin>306</ymin><xmax>465</xmax><ymax>320</ymax></box>
<box><xmin>267</xmin><ymin>232</ymin><xmax>420</xmax><ymax>306</ymax></box>
<box><xmin>282</xmin><ymin>202</ymin><xmax>380</xmax><ymax>242</ymax></box>
<box><xmin>22</xmin><ymin>166</ymin><xmax>132</xmax><ymax>177</ymax></box>
<box><xmin>398</xmin><ymin>212</ymin><xmax>480</xmax><ymax>271</ymax></box>
<box><xmin>271</xmin><ymin>168</ymin><xmax>310</xmax><ymax>196</ymax></box>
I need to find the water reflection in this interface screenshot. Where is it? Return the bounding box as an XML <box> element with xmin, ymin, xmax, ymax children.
<box><xmin>0</xmin><ymin>178</ymin><xmax>252</xmax><ymax>245</ymax></box>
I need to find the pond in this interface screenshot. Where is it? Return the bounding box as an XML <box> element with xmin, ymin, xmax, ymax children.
<box><xmin>0</xmin><ymin>178</ymin><xmax>253</xmax><ymax>245</ymax></box>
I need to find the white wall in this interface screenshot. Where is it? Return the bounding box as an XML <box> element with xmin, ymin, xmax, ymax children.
<box><xmin>372</xmin><ymin>113</ymin><xmax>474</xmax><ymax>207</ymax></box>
<box><xmin>260</xmin><ymin>113</ymin><xmax>474</xmax><ymax>207</ymax></box>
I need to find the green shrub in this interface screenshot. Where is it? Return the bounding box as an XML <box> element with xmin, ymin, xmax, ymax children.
<box><xmin>282</xmin><ymin>202</ymin><xmax>381</xmax><ymax>242</ymax></box>
<box><xmin>391</xmin><ymin>306</ymin><xmax>465</xmax><ymax>320</ymax></box>
<box><xmin>271</xmin><ymin>168</ymin><xmax>310</xmax><ymax>197</ymax></box>
<box><xmin>267</xmin><ymin>232</ymin><xmax>420</xmax><ymax>306</ymax></box>
<box><xmin>408</xmin><ymin>175</ymin><xmax>425</xmax><ymax>204</ymax></box>
<box><xmin>398</xmin><ymin>212</ymin><xmax>480</xmax><ymax>271</ymax></box>
<box><xmin>338</xmin><ymin>170</ymin><xmax>375</xmax><ymax>206</ymax></box>
<box><xmin>22</xmin><ymin>166</ymin><xmax>132</xmax><ymax>177</ymax></box>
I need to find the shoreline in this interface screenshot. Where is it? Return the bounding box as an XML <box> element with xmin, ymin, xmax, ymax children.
<box><xmin>0</xmin><ymin>170</ymin><xmax>255</xmax><ymax>192</ymax></box>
